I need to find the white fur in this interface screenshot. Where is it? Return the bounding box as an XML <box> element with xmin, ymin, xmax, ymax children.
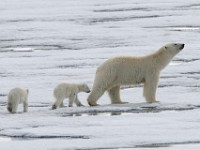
<box><xmin>52</xmin><ymin>83</ymin><xmax>90</xmax><ymax>109</ymax></box>
<box><xmin>87</xmin><ymin>43</ymin><xmax>184</xmax><ymax>106</ymax></box>
<box><xmin>7</xmin><ymin>88</ymin><xmax>29</xmax><ymax>113</ymax></box>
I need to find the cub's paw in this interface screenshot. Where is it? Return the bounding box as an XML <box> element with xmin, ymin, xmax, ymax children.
<box><xmin>112</xmin><ymin>101</ymin><xmax>128</xmax><ymax>104</ymax></box>
<box><xmin>119</xmin><ymin>101</ymin><xmax>128</xmax><ymax>104</ymax></box>
<box><xmin>52</xmin><ymin>104</ymin><xmax>57</xmax><ymax>110</ymax></box>
<box><xmin>77</xmin><ymin>103</ymin><xmax>85</xmax><ymax>107</ymax></box>
<box><xmin>88</xmin><ymin>101</ymin><xmax>99</xmax><ymax>107</ymax></box>
<box><xmin>147</xmin><ymin>100</ymin><xmax>160</xmax><ymax>104</ymax></box>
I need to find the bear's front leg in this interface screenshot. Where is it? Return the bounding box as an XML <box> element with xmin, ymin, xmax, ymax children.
<box><xmin>68</xmin><ymin>94</ymin><xmax>76</xmax><ymax>107</ymax></box>
<box><xmin>143</xmin><ymin>73</ymin><xmax>160</xmax><ymax>103</ymax></box>
<box><xmin>107</xmin><ymin>86</ymin><xmax>127</xmax><ymax>104</ymax></box>
<box><xmin>87</xmin><ymin>89</ymin><xmax>104</xmax><ymax>106</ymax></box>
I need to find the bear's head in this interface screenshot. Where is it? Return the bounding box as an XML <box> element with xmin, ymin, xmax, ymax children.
<box><xmin>80</xmin><ymin>84</ymin><xmax>91</xmax><ymax>93</ymax></box>
<box><xmin>156</xmin><ymin>43</ymin><xmax>184</xmax><ymax>70</ymax></box>
<box><xmin>163</xmin><ymin>43</ymin><xmax>184</xmax><ymax>56</ymax></box>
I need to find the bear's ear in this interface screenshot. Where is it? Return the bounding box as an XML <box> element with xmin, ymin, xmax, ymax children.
<box><xmin>165</xmin><ymin>46</ymin><xmax>167</xmax><ymax>49</ymax></box>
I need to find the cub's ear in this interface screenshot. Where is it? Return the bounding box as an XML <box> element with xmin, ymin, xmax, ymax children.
<box><xmin>26</xmin><ymin>89</ymin><xmax>29</xmax><ymax>94</ymax></box>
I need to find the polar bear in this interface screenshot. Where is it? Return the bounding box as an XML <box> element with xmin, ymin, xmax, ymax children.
<box><xmin>87</xmin><ymin>43</ymin><xmax>184</xmax><ymax>106</ymax></box>
<box><xmin>7</xmin><ymin>88</ymin><xmax>29</xmax><ymax>113</ymax></box>
<box><xmin>52</xmin><ymin>83</ymin><xmax>90</xmax><ymax>109</ymax></box>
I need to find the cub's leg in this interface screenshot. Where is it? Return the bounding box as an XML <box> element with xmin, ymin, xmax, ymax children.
<box><xmin>23</xmin><ymin>100</ymin><xmax>28</xmax><ymax>112</ymax></box>
<box><xmin>11</xmin><ymin>101</ymin><xmax>19</xmax><ymax>113</ymax></box>
<box><xmin>60</xmin><ymin>101</ymin><xmax>65</xmax><ymax>107</ymax></box>
<box><xmin>68</xmin><ymin>94</ymin><xmax>76</xmax><ymax>107</ymax></box>
<box><xmin>52</xmin><ymin>97</ymin><xmax>64</xmax><ymax>109</ymax></box>
<box><xmin>7</xmin><ymin>102</ymin><xmax>12</xmax><ymax>113</ymax></box>
<box><xmin>74</xmin><ymin>96</ymin><xmax>84</xmax><ymax>107</ymax></box>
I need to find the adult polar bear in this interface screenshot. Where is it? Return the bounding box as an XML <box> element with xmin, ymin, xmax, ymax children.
<box><xmin>87</xmin><ymin>43</ymin><xmax>184</xmax><ymax>106</ymax></box>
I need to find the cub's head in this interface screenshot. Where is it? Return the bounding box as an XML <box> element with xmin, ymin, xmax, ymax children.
<box><xmin>80</xmin><ymin>84</ymin><xmax>91</xmax><ymax>93</ymax></box>
<box><xmin>163</xmin><ymin>43</ymin><xmax>184</xmax><ymax>56</ymax></box>
<box><xmin>22</xmin><ymin>88</ymin><xmax>29</xmax><ymax>96</ymax></box>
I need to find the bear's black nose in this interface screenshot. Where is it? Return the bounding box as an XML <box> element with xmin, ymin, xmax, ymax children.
<box><xmin>180</xmin><ymin>44</ymin><xmax>184</xmax><ymax>50</ymax></box>
<box><xmin>87</xmin><ymin>90</ymin><xmax>91</xmax><ymax>93</ymax></box>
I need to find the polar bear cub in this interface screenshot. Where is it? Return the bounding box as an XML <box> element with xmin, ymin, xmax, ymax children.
<box><xmin>87</xmin><ymin>43</ymin><xmax>184</xmax><ymax>106</ymax></box>
<box><xmin>7</xmin><ymin>88</ymin><xmax>29</xmax><ymax>113</ymax></box>
<box><xmin>52</xmin><ymin>83</ymin><xmax>90</xmax><ymax>109</ymax></box>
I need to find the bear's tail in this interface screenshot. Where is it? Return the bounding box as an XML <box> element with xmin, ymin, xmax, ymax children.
<box><xmin>7</xmin><ymin>102</ymin><xmax>12</xmax><ymax>113</ymax></box>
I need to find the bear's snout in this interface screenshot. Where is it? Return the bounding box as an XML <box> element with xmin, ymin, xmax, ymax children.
<box><xmin>86</xmin><ymin>90</ymin><xmax>91</xmax><ymax>93</ymax></box>
<box><xmin>180</xmin><ymin>44</ymin><xmax>184</xmax><ymax>50</ymax></box>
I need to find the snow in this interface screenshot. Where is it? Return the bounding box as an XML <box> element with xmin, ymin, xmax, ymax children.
<box><xmin>0</xmin><ymin>0</ymin><xmax>200</xmax><ymax>149</ymax></box>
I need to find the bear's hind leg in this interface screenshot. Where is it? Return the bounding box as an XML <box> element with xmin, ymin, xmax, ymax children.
<box><xmin>108</xmin><ymin>86</ymin><xmax>126</xmax><ymax>104</ymax></box>
<box><xmin>11</xmin><ymin>102</ymin><xmax>18</xmax><ymax>113</ymax></box>
<box><xmin>7</xmin><ymin>102</ymin><xmax>12</xmax><ymax>113</ymax></box>
<box><xmin>52</xmin><ymin>97</ymin><xmax>64</xmax><ymax>109</ymax></box>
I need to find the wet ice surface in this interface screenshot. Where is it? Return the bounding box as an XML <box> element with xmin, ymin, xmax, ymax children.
<box><xmin>1</xmin><ymin>0</ymin><xmax>200</xmax><ymax>149</ymax></box>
